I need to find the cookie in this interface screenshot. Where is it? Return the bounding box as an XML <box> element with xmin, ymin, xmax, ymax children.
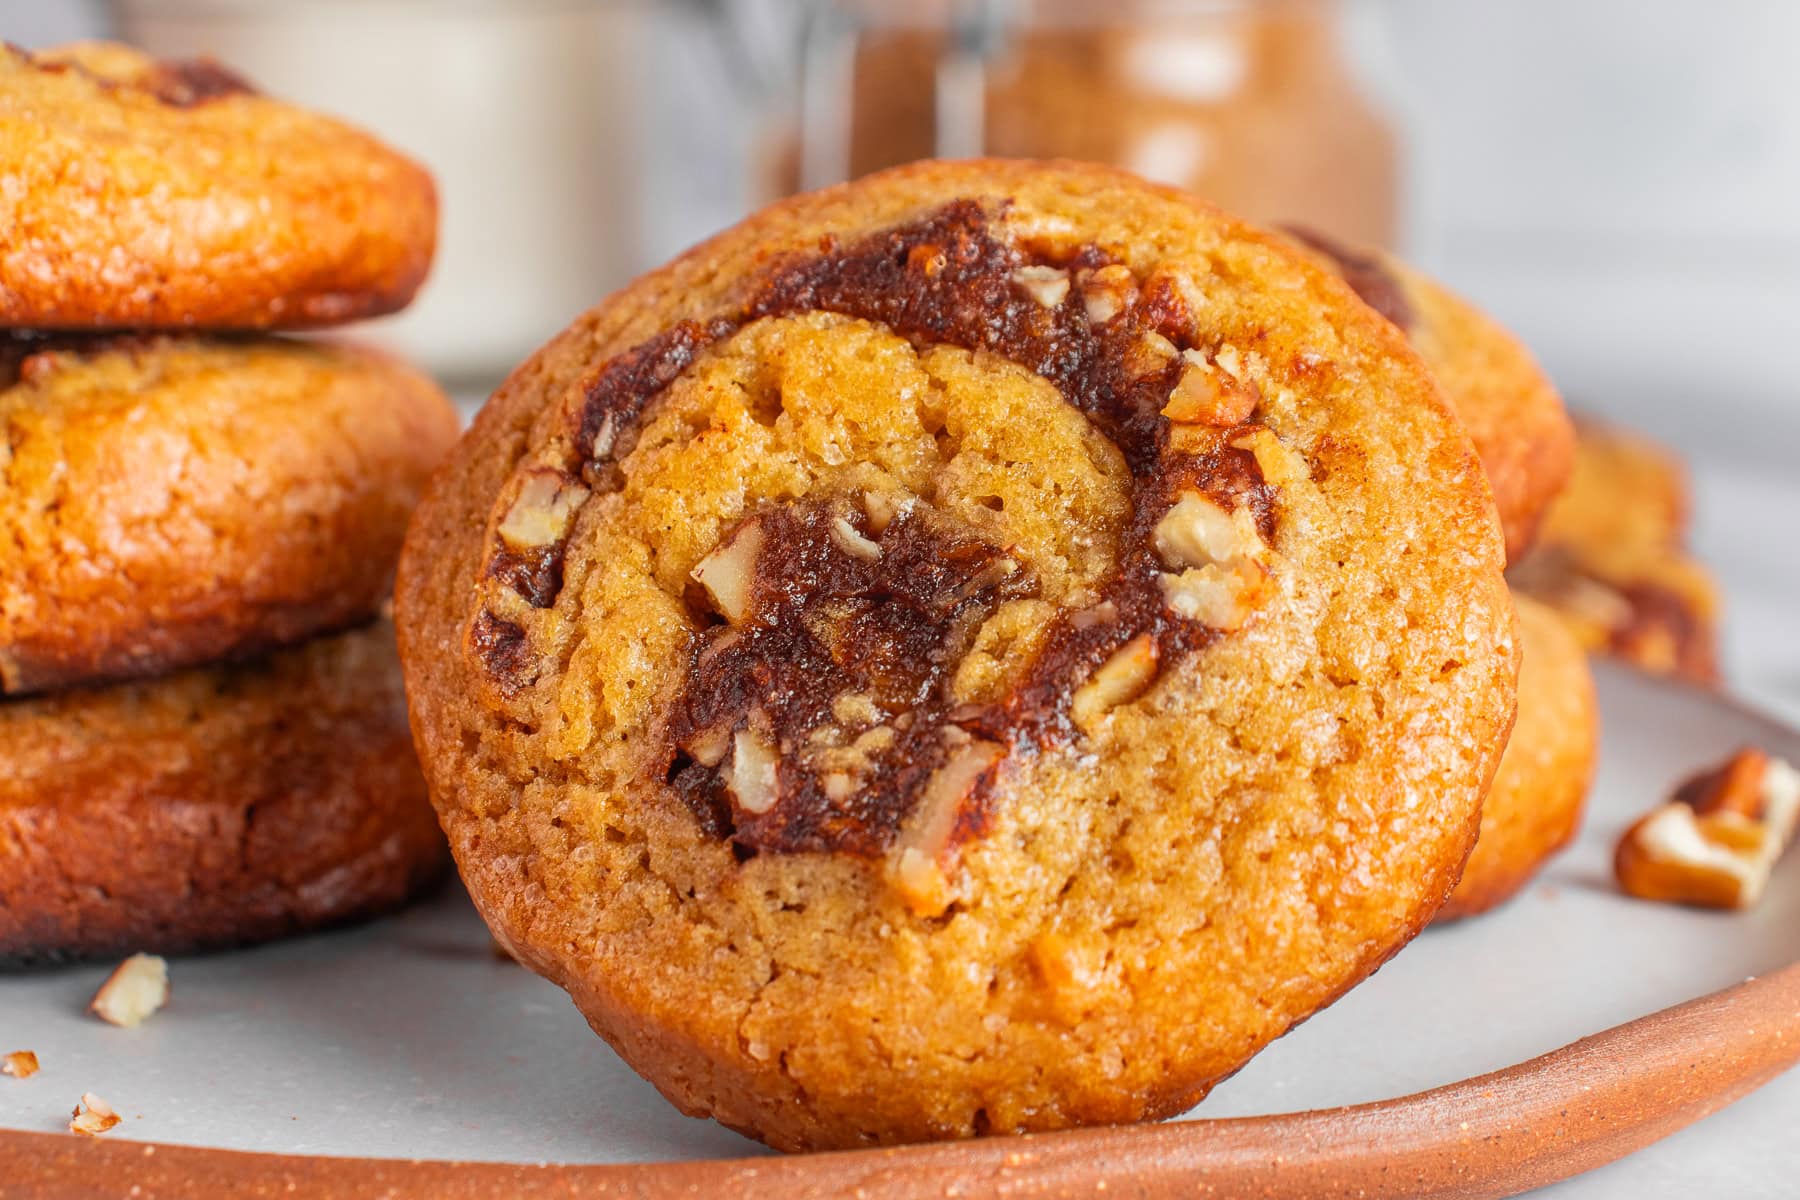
<box><xmin>1536</xmin><ymin>419</ymin><xmax>1691</xmax><ymax>549</ymax></box>
<box><xmin>1509</xmin><ymin>421</ymin><xmax>1721</xmax><ymax>683</ymax></box>
<box><xmin>1285</xmin><ymin>229</ymin><xmax>1574</xmax><ymax>563</ymax></box>
<box><xmin>0</xmin><ymin>41</ymin><xmax>436</xmax><ymax>329</ymax></box>
<box><xmin>397</xmin><ymin>159</ymin><xmax>1516</xmax><ymax>1150</ymax></box>
<box><xmin>0</xmin><ymin>620</ymin><xmax>447</xmax><ymax>963</ymax></box>
<box><xmin>0</xmin><ymin>333</ymin><xmax>459</xmax><ymax>695</ymax></box>
<box><xmin>1437</xmin><ymin>594</ymin><xmax>1598</xmax><ymax>921</ymax></box>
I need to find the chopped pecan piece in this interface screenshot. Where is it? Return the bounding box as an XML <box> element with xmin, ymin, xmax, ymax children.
<box><xmin>1615</xmin><ymin>748</ymin><xmax>1800</xmax><ymax>909</ymax></box>
<box><xmin>1230</xmin><ymin>428</ymin><xmax>1310</xmax><ymax>487</ymax></box>
<box><xmin>1160</xmin><ymin>561</ymin><xmax>1273</xmax><ymax>631</ymax></box>
<box><xmin>1126</xmin><ymin>331</ymin><xmax>1179</xmax><ymax>378</ymax></box>
<box><xmin>829</xmin><ymin>515</ymin><xmax>882</xmax><ymax>562</ymax></box>
<box><xmin>1154</xmin><ymin>492</ymin><xmax>1266</xmax><ymax>571</ymax></box>
<box><xmin>90</xmin><ymin>953</ymin><xmax>169</xmax><ymax>1028</ymax></box>
<box><xmin>1162</xmin><ymin>349</ymin><xmax>1259</xmax><ymax>428</ymax></box>
<box><xmin>497</xmin><ymin>468</ymin><xmax>590</xmax><ymax>550</ymax></box>
<box><xmin>889</xmin><ymin>738</ymin><xmax>1004</xmax><ymax>917</ymax></box>
<box><xmin>1070</xmin><ymin>635</ymin><xmax>1159</xmax><ymax>732</ymax></box>
<box><xmin>1010</xmin><ymin>265</ymin><xmax>1070</xmax><ymax>309</ymax></box>
<box><xmin>691</xmin><ymin>519</ymin><xmax>765</xmax><ymax>624</ymax></box>
<box><xmin>725</xmin><ymin>728</ymin><xmax>781</xmax><ymax>815</ymax></box>
<box><xmin>1152</xmin><ymin>491</ymin><xmax>1274</xmax><ymax>632</ymax></box>
<box><xmin>69</xmin><ymin>1093</ymin><xmax>121</xmax><ymax>1136</ymax></box>
<box><xmin>1080</xmin><ymin>264</ymin><xmax>1137</xmax><ymax>325</ymax></box>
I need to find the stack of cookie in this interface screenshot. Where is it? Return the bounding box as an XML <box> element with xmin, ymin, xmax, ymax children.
<box><xmin>1</xmin><ymin>43</ymin><xmax>459</xmax><ymax>962</ymax></box>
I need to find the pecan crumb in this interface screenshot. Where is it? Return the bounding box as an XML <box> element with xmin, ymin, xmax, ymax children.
<box><xmin>90</xmin><ymin>953</ymin><xmax>169</xmax><ymax>1028</ymax></box>
<box><xmin>1162</xmin><ymin>349</ymin><xmax>1259</xmax><ymax>428</ymax></box>
<box><xmin>888</xmin><ymin>739</ymin><xmax>1004</xmax><ymax>916</ymax></box>
<box><xmin>69</xmin><ymin>1093</ymin><xmax>121</xmax><ymax>1136</ymax></box>
<box><xmin>1079</xmin><ymin>264</ymin><xmax>1137</xmax><ymax>326</ymax></box>
<box><xmin>1070</xmin><ymin>635</ymin><xmax>1160</xmax><ymax>731</ymax></box>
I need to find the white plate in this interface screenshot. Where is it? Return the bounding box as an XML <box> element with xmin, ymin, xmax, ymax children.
<box><xmin>3</xmin><ymin>662</ymin><xmax>1796</xmax><ymax>1197</ymax></box>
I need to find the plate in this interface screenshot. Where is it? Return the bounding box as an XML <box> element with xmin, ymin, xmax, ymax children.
<box><xmin>3</xmin><ymin>662</ymin><xmax>1797</xmax><ymax>1197</ymax></box>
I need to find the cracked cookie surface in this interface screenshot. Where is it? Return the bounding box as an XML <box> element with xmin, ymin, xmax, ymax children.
<box><xmin>397</xmin><ymin>159</ymin><xmax>1516</xmax><ymax>1151</ymax></box>
<box><xmin>0</xmin><ymin>41</ymin><xmax>436</xmax><ymax>329</ymax></box>
<box><xmin>0</xmin><ymin>333</ymin><xmax>458</xmax><ymax>695</ymax></box>
<box><xmin>0</xmin><ymin>620</ymin><xmax>446</xmax><ymax>963</ymax></box>
<box><xmin>1286</xmin><ymin>229</ymin><xmax>1574</xmax><ymax>564</ymax></box>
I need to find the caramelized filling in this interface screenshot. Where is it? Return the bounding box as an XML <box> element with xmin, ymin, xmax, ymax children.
<box><xmin>470</xmin><ymin>200</ymin><xmax>1286</xmax><ymax>859</ymax></box>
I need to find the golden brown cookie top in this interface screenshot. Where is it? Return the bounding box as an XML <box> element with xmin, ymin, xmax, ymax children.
<box><xmin>1286</xmin><ymin>228</ymin><xmax>1575</xmax><ymax>563</ymax></box>
<box><xmin>0</xmin><ymin>41</ymin><xmax>436</xmax><ymax>330</ymax></box>
<box><xmin>0</xmin><ymin>333</ymin><xmax>459</xmax><ymax>694</ymax></box>
<box><xmin>23</xmin><ymin>39</ymin><xmax>256</xmax><ymax>104</ymax></box>
<box><xmin>398</xmin><ymin>160</ymin><xmax>1516</xmax><ymax>1148</ymax></box>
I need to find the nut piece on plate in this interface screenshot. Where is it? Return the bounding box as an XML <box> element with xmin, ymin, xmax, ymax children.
<box><xmin>3</xmin><ymin>1050</ymin><xmax>39</xmax><ymax>1079</ymax></box>
<box><xmin>69</xmin><ymin>1093</ymin><xmax>121</xmax><ymax>1136</ymax></box>
<box><xmin>1615</xmin><ymin>748</ymin><xmax>1800</xmax><ymax>909</ymax></box>
<box><xmin>89</xmin><ymin>953</ymin><xmax>170</xmax><ymax>1028</ymax></box>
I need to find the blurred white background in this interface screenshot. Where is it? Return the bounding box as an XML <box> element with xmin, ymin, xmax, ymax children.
<box><xmin>6</xmin><ymin>0</ymin><xmax>1797</xmax><ymax>712</ymax></box>
<box><xmin>1367</xmin><ymin>0</ymin><xmax>1800</xmax><ymax>464</ymax></box>
<box><xmin>11</xmin><ymin>1</ymin><xmax>1796</xmax><ymax>434</ymax></box>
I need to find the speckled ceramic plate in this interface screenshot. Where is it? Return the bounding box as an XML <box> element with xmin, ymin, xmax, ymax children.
<box><xmin>3</xmin><ymin>661</ymin><xmax>1797</xmax><ymax>1198</ymax></box>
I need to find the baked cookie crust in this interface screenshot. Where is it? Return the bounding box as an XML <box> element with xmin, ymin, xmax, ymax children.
<box><xmin>1510</xmin><ymin>420</ymin><xmax>1720</xmax><ymax>683</ymax></box>
<box><xmin>0</xmin><ymin>41</ymin><xmax>436</xmax><ymax>329</ymax></box>
<box><xmin>0</xmin><ymin>333</ymin><xmax>458</xmax><ymax>695</ymax></box>
<box><xmin>1287</xmin><ymin>229</ymin><xmax>1574</xmax><ymax>564</ymax></box>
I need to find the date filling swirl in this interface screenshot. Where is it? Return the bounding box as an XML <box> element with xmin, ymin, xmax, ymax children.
<box><xmin>470</xmin><ymin>201</ymin><xmax>1300</xmax><ymax>913</ymax></box>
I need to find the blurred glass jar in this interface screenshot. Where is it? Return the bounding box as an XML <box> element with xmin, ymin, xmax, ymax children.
<box><xmin>773</xmin><ymin>0</ymin><xmax>1397</xmax><ymax>247</ymax></box>
<box><xmin>113</xmin><ymin>0</ymin><xmax>754</xmax><ymax>388</ymax></box>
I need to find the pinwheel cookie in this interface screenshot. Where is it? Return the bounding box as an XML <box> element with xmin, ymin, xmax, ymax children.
<box><xmin>397</xmin><ymin>160</ymin><xmax>1516</xmax><ymax>1150</ymax></box>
